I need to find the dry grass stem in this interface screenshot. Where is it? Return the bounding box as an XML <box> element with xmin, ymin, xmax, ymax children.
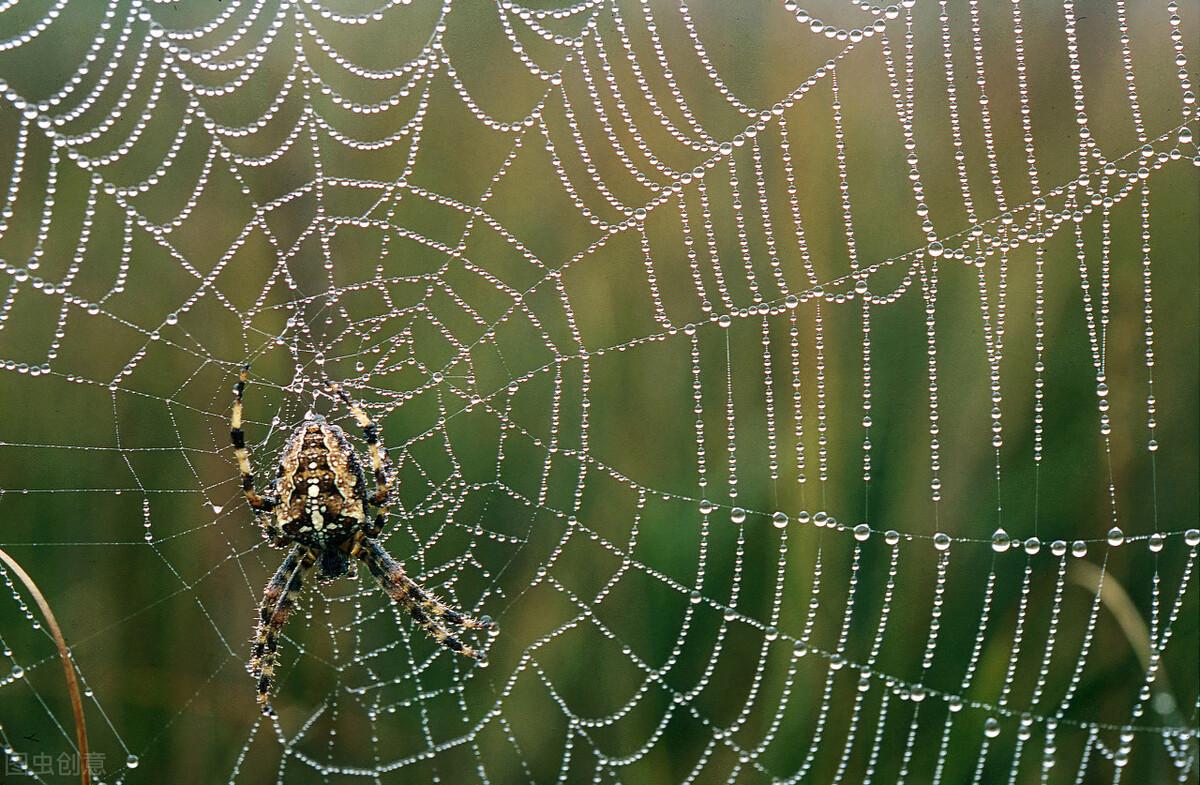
<box><xmin>0</xmin><ymin>547</ymin><xmax>91</xmax><ymax>785</ymax></box>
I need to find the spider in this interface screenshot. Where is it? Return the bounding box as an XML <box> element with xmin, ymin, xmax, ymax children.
<box><xmin>230</xmin><ymin>367</ymin><xmax>493</xmax><ymax>715</ymax></box>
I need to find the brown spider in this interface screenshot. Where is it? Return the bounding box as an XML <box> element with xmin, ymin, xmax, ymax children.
<box><xmin>231</xmin><ymin>367</ymin><xmax>493</xmax><ymax>714</ymax></box>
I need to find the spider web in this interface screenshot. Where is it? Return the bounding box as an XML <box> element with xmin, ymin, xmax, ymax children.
<box><xmin>0</xmin><ymin>0</ymin><xmax>1196</xmax><ymax>782</ymax></box>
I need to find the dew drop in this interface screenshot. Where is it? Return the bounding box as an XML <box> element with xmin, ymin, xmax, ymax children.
<box><xmin>771</xmin><ymin>511</ymin><xmax>788</xmax><ymax>529</ymax></box>
<box><xmin>991</xmin><ymin>528</ymin><xmax>1010</xmax><ymax>553</ymax></box>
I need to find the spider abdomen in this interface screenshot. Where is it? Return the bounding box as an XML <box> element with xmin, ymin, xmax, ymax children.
<box><xmin>271</xmin><ymin>418</ymin><xmax>367</xmax><ymax>548</ymax></box>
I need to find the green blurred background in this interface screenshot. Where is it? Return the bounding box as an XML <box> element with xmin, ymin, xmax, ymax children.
<box><xmin>0</xmin><ymin>0</ymin><xmax>1195</xmax><ymax>782</ymax></box>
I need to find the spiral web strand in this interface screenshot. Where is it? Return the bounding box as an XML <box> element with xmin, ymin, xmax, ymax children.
<box><xmin>0</xmin><ymin>0</ymin><xmax>1196</xmax><ymax>782</ymax></box>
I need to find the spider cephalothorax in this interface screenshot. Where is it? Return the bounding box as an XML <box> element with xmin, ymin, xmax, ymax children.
<box><xmin>230</xmin><ymin>367</ymin><xmax>493</xmax><ymax>714</ymax></box>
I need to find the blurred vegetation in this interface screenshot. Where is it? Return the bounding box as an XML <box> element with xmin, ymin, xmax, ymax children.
<box><xmin>0</xmin><ymin>1</ymin><xmax>1195</xmax><ymax>783</ymax></box>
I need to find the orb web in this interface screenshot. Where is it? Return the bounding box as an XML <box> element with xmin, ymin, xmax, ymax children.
<box><xmin>0</xmin><ymin>0</ymin><xmax>1196</xmax><ymax>782</ymax></box>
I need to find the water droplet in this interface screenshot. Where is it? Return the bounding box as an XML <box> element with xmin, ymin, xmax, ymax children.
<box><xmin>10</xmin><ymin>665</ymin><xmax>23</xmax><ymax>679</ymax></box>
<box><xmin>689</xmin><ymin>590</ymin><xmax>702</xmax><ymax>604</ymax></box>
<box><xmin>772</xmin><ymin>511</ymin><xmax>788</xmax><ymax>529</ymax></box>
<box><xmin>984</xmin><ymin>717</ymin><xmax>1001</xmax><ymax>738</ymax></box>
<box><xmin>884</xmin><ymin>530</ymin><xmax>900</xmax><ymax>545</ymax></box>
<box><xmin>947</xmin><ymin>695</ymin><xmax>963</xmax><ymax>712</ymax></box>
<box><xmin>730</xmin><ymin>507</ymin><xmax>746</xmax><ymax>524</ymax></box>
<box><xmin>1106</xmin><ymin>527</ymin><xmax>1124</xmax><ymax>547</ymax></box>
<box><xmin>1148</xmin><ymin>533</ymin><xmax>1164</xmax><ymax>553</ymax></box>
<box><xmin>933</xmin><ymin>532</ymin><xmax>951</xmax><ymax>551</ymax></box>
<box><xmin>1185</xmin><ymin>529</ymin><xmax>1200</xmax><ymax>547</ymax></box>
<box><xmin>1071</xmin><ymin>540</ymin><xmax>1088</xmax><ymax>558</ymax></box>
<box><xmin>1050</xmin><ymin>540</ymin><xmax>1068</xmax><ymax>557</ymax></box>
<box><xmin>853</xmin><ymin>524</ymin><xmax>870</xmax><ymax>542</ymax></box>
<box><xmin>991</xmin><ymin>528</ymin><xmax>1010</xmax><ymax>553</ymax></box>
<box><xmin>1023</xmin><ymin>537</ymin><xmax>1041</xmax><ymax>555</ymax></box>
<box><xmin>126</xmin><ymin>754</ymin><xmax>139</xmax><ymax>769</ymax></box>
<box><xmin>699</xmin><ymin>499</ymin><xmax>714</xmax><ymax>515</ymax></box>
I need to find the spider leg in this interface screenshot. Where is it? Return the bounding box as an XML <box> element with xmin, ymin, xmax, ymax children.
<box><xmin>231</xmin><ymin>366</ymin><xmax>276</xmax><ymax>512</ymax></box>
<box><xmin>329</xmin><ymin>384</ymin><xmax>392</xmax><ymax>525</ymax></box>
<box><xmin>358</xmin><ymin>538</ymin><xmax>494</xmax><ymax>661</ymax></box>
<box><xmin>249</xmin><ymin>545</ymin><xmax>315</xmax><ymax>715</ymax></box>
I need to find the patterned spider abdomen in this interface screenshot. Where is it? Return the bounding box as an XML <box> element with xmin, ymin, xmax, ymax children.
<box><xmin>271</xmin><ymin>415</ymin><xmax>368</xmax><ymax>552</ymax></box>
